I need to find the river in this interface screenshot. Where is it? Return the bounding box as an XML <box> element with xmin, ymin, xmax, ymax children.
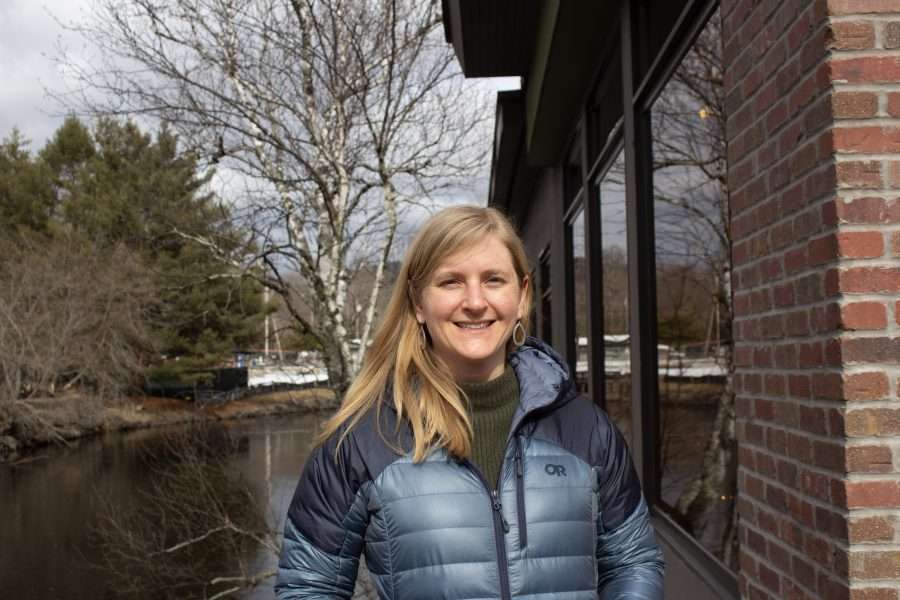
<box><xmin>0</xmin><ymin>413</ymin><xmax>324</xmax><ymax>599</ymax></box>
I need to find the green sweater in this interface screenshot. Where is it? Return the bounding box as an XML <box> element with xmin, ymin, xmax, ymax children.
<box><xmin>459</xmin><ymin>366</ymin><xmax>520</xmax><ymax>488</ymax></box>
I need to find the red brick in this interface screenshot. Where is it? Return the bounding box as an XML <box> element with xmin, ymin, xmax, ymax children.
<box><xmin>830</xmin><ymin>56</ymin><xmax>900</xmax><ymax>84</ymax></box>
<box><xmin>849</xmin><ymin>516</ymin><xmax>896</xmax><ymax>543</ymax></box>
<box><xmin>836</xmin><ymin>268</ymin><xmax>900</xmax><ymax>293</ymax></box>
<box><xmin>841</xmin><ymin>336</ymin><xmax>900</xmax><ymax>363</ymax></box>
<box><xmin>846</xmin><ymin>480</ymin><xmax>900</xmax><ymax>508</ymax></box>
<box><xmin>785</xmin><ymin>247</ymin><xmax>808</xmax><ymax>274</ymax></box>
<box><xmin>798</xmin><ymin>470</ymin><xmax>827</xmax><ymax>505</ymax></box>
<box><xmin>846</xmin><ymin>445</ymin><xmax>895</xmax><ymax>473</ymax></box>
<box><xmin>834</xmin><ymin>126</ymin><xmax>900</xmax><ymax>154</ymax></box>
<box><xmin>846</xmin><ymin>408</ymin><xmax>900</xmax><ymax>436</ymax></box>
<box><xmin>889</xmin><ymin>162</ymin><xmax>900</xmax><ymax>189</ymax></box>
<box><xmin>747</xmin><ymin>524</ymin><xmax>768</xmax><ymax>555</ymax></box>
<box><xmin>767</xmin><ymin>483</ymin><xmax>789</xmax><ymax>513</ymax></box>
<box><xmin>767</xmin><ymin>427</ymin><xmax>788</xmax><ymax>455</ymax></box>
<box><xmin>885</xmin><ymin>22</ymin><xmax>900</xmax><ymax>49</ymax></box>
<box><xmin>813</xmin><ymin>440</ymin><xmax>845</xmax><ymax>472</ymax></box>
<box><xmin>836</xmin><ymin>160</ymin><xmax>882</xmax><ymax>188</ymax></box>
<box><xmin>849</xmin><ymin>588</ymin><xmax>900</xmax><ymax>600</ymax></box>
<box><xmin>888</xmin><ymin>92</ymin><xmax>900</xmax><ymax>118</ymax></box>
<box><xmin>891</xmin><ymin>231</ymin><xmax>900</xmax><ymax>256</ymax></box>
<box><xmin>849</xmin><ymin>551</ymin><xmax>900</xmax><ymax>580</ymax></box>
<box><xmin>833</xmin><ymin>91</ymin><xmax>878</xmax><ymax>118</ymax></box>
<box><xmin>845</xmin><ymin>371</ymin><xmax>891</xmax><ymax>400</ymax></box>
<box><xmin>884</xmin><ymin>199</ymin><xmax>900</xmax><ymax>223</ymax></box>
<box><xmin>809</xmin><ymin>234</ymin><xmax>837</xmax><ymax>265</ymax></box>
<box><xmin>837</xmin><ymin>231</ymin><xmax>884</xmax><ymax>257</ymax></box>
<box><xmin>829</xmin><ymin>21</ymin><xmax>875</xmax><ymax>50</ymax></box>
<box><xmin>759</xmin><ymin>562</ymin><xmax>782</xmax><ymax>593</ymax></box>
<box><xmin>788</xmin><ymin>375</ymin><xmax>812</xmax><ymax>398</ymax></box>
<box><xmin>842</xmin><ymin>302</ymin><xmax>889</xmax><ymax>330</ymax></box>
<box><xmin>812</xmin><ymin>371</ymin><xmax>843</xmax><ymax>400</ymax></box>
<box><xmin>833</xmin><ymin>197</ymin><xmax>888</xmax><ymax>223</ymax></box>
<box><xmin>812</xmin><ymin>302</ymin><xmax>843</xmax><ymax>333</ymax></box>
<box><xmin>828</xmin><ymin>0</ymin><xmax>900</xmax><ymax>14</ymax></box>
<box><xmin>807</xmin><ymin>533</ymin><xmax>834</xmax><ymax>570</ymax></box>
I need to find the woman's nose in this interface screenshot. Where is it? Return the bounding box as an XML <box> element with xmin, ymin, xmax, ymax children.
<box><xmin>462</xmin><ymin>284</ymin><xmax>487</xmax><ymax>310</ymax></box>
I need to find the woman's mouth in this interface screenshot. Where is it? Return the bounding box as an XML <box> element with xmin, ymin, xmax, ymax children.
<box><xmin>455</xmin><ymin>321</ymin><xmax>494</xmax><ymax>330</ymax></box>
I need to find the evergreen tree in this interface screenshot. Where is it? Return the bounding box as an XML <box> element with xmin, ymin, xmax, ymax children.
<box><xmin>0</xmin><ymin>130</ymin><xmax>54</xmax><ymax>233</ymax></box>
<box><xmin>40</xmin><ymin>118</ymin><xmax>267</xmax><ymax>382</ymax></box>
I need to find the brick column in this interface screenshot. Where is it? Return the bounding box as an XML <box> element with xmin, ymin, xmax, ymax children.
<box><xmin>723</xmin><ymin>0</ymin><xmax>900</xmax><ymax>599</ymax></box>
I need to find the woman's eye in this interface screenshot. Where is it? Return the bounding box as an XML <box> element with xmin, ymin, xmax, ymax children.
<box><xmin>486</xmin><ymin>276</ymin><xmax>505</xmax><ymax>285</ymax></box>
<box><xmin>438</xmin><ymin>279</ymin><xmax>460</xmax><ymax>287</ymax></box>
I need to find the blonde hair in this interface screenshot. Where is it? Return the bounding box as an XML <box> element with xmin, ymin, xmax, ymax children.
<box><xmin>317</xmin><ymin>205</ymin><xmax>532</xmax><ymax>461</ymax></box>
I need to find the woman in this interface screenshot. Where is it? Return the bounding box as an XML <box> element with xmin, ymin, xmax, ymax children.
<box><xmin>276</xmin><ymin>206</ymin><xmax>665</xmax><ymax>599</ymax></box>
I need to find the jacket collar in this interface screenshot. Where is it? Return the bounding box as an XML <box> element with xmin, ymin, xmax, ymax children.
<box><xmin>507</xmin><ymin>337</ymin><xmax>575</xmax><ymax>438</ymax></box>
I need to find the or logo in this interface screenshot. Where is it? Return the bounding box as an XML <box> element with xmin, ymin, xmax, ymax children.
<box><xmin>544</xmin><ymin>464</ymin><xmax>567</xmax><ymax>477</ymax></box>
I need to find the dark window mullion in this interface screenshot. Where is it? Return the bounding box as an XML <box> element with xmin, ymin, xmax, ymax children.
<box><xmin>621</xmin><ymin>0</ymin><xmax>660</xmax><ymax>498</ymax></box>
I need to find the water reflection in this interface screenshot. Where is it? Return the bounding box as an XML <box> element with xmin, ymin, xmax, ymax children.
<box><xmin>0</xmin><ymin>413</ymin><xmax>323</xmax><ymax>599</ymax></box>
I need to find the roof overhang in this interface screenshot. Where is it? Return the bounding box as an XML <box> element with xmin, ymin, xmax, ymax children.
<box><xmin>489</xmin><ymin>91</ymin><xmax>538</xmax><ymax>221</ymax></box>
<box><xmin>441</xmin><ymin>0</ymin><xmax>540</xmax><ymax>77</ymax></box>
<box><xmin>523</xmin><ymin>1</ymin><xmax>622</xmax><ymax>165</ymax></box>
<box><xmin>443</xmin><ymin>1</ymin><xmax>623</xmax><ymax>208</ymax></box>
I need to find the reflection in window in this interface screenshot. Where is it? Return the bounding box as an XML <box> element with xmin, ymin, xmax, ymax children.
<box><xmin>569</xmin><ymin>209</ymin><xmax>588</xmax><ymax>394</ymax></box>
<box><xmin>650</xmin><ymin>10</ymin><xmax>736</xmax><ymax>569</ymax></box>
<box><xmin>597</xmin><ymin>150</ymin><xmax>631</xmax><ymax>443</ymax></box>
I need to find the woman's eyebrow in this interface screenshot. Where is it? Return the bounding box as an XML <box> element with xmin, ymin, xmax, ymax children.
<box><xmin>433</xmin><ymin>268</ymin><xmax>511</xmax><ymax>279</ymax></box>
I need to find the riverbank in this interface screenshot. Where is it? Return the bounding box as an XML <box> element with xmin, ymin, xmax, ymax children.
<box><xmin>0</xmin><ymin>388</ymin><xmax>337</xmax><ymax>463</ymax></box>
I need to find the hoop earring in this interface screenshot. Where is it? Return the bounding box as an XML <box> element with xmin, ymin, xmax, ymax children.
<box><xmin>419</xmin><ymin>324</ymin><xmax>428</xmax><ymax>350</ymax></box>
<box><xmin>512</xmin><ymin>320</ymin><xmax>526</xmax><ymax>347</ymax></box>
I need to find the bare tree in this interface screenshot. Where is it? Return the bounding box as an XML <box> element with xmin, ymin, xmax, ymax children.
<box><xmin>93</xmin><ymin>426</ymin><xmax>277</xmax><ymax>599</ymax></box>
<box><xmin>0</xmin><ymin>233</ymin><xmax>156</xmax><ymax>448</ymax></box>
<box><xmin>93</xmin><ymin>423</ymin><xmax>380</xmax><ymax>599</ymax></box>
<box><xmin>58</xmin><ymin>0</ymin><xmax>490</xmax><ymax>396</ymax></box>
<box><xmin>650</xmin><ymin>11</ymin><xmax>737</xmax><ymax>568</ymax></box>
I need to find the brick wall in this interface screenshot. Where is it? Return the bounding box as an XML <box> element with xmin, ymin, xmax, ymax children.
<box><xmin>722</xmin><ymin>0</ymin><xmax>900</xmax><ymax>598</ymax></box>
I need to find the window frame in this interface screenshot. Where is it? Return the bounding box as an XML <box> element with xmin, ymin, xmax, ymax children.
<box><xmin>621</xmin><ymin>0</ymin><xmax>739</xmax><ymax>595</ymax></box>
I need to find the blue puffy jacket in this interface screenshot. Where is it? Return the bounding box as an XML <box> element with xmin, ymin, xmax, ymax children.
<box><xmin>276</xmin><ymin>338</ymin><xmax>665</xmax><ymax>599</ymax></box>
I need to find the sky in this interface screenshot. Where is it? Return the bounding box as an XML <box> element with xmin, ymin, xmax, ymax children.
<box><xmin>0</xmin><ymin>0</ymin><xmax>94</xmax><ymax>149</ymax></box>
<box><xmin>0</xmin><ymin>0</ymin><xmax>519</xmax><ymax>225</ymax></box>
<box><xmin>0</xmin><ymin>0</ymin><xmax>518</xmax><ymax>152</ymax></box>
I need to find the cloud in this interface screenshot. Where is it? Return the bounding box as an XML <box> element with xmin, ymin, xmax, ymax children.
<box><xmin>0</xmin><ymin>0</ymin><xmax>91</xmax><ymax>149</ymax></box>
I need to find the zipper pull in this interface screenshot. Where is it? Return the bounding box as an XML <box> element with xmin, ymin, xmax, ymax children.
<box><xmin>492</xmin><ymin>490</ymin><xmax>510</xmax><ymax>533</ymax></box>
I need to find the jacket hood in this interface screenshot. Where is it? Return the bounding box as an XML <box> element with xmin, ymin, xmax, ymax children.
<box><xmin>507</xmin><ymin>336</ymin><xmax>576</xmax><ymax>436</ymax></box>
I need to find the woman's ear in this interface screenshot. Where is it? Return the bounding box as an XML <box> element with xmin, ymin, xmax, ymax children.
<box><xmin>409</xmin><ymin>283</ymin><xmax>424</xmax><ymax>324</ymax></box>
<box><xmin>517</xmin><ymin>275</ymin><xmax>530</xmax><ymax>319</ymax></box>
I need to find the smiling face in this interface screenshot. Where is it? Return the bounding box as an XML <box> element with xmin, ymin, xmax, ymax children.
<box><xmin>414</xmin><ymin>234</ymin><xmax>529</xmax><ymax>383</ymax></box>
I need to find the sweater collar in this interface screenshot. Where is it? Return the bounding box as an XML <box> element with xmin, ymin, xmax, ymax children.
<box><xmin>458</xmin><ymin>365</ymin><xmax>520</xmax><ymax>411</ymax></box>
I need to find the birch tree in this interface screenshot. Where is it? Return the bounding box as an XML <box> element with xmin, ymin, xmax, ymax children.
<box><xmin>651</xmin><ymin>12</ymin><xmax>737</xmax><ymax>568</ymax></box>
<box><xmin>60</xmin><ymin>0</ymin><xmax>490</xmax><ymax>395</ymax></box>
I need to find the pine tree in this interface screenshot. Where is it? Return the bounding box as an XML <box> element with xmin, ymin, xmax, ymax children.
<box><xmin>40</xmin><ymin>118</ymin><xmax>267</xmax><ymax>383</ymax></box>
<box><xmin>0</xmin><ymin>130</ymin><xmax>54</xmax><ymax>233</ymax></box>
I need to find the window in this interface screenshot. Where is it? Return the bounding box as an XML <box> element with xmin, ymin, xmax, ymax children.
<box><xmin>596</xmin><ymin>149</ymin><xmax>632</xmax><ymax>444</ymax></box>
<box><xmin>649</xmin><ymin>9</ymin><xmax>735</xmax><ymax>569</ymax></box>
<box><xmin>567</xmin><ymin>208</ymin><xmax>589</xmax><ymax>393</ymax></box>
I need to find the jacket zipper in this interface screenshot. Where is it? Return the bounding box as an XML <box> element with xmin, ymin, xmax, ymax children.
<box><xmin>463</xmin><ymin>459</ymin><xmax>512</xmax><ymax>600</ymax></box>
<box><xmin>514</xmin><ymin>436</ymin><xmax>527</xmax><ymax>549</ymax></box>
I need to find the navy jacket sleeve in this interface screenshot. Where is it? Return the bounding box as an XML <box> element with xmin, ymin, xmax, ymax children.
<box><xmin>275</xmin><ymin>431</ymin><xmax>370</xmax><ymax>599</ymax></box>
<box><xmin>592</xmin><ymin>407</ymin><xmax>666</xmax><ymax>599</ymax></box>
